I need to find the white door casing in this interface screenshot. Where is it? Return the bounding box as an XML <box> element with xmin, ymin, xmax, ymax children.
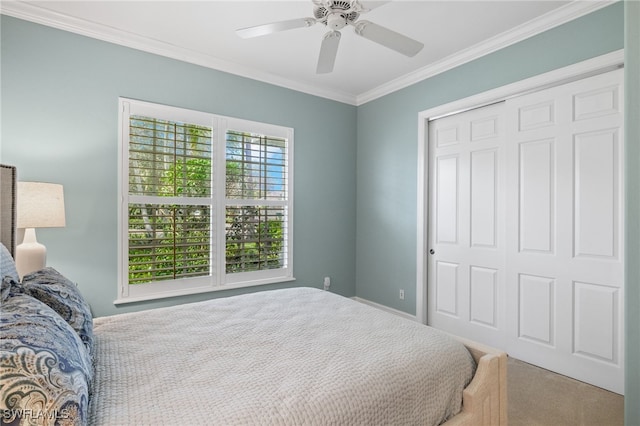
<box><xmin>425</xmin><ymin>67</ymin><xmax>625</xmax><ymax>393</ymax></box>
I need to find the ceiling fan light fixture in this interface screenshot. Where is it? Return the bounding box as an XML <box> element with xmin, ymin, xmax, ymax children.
<box><xmin>326</xmin><ymin>13</ymin><xmax>348</xmax><ymax>30</ymax></box>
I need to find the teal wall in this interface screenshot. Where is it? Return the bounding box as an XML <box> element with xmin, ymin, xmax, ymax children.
<box><xmin>0</xmin><ymin>16</ymin><xmax>357</xmax><ymax>317</ymax></box>
<box><xmin>625</xmin><ymin>0</ymin><xmax>640</xmax><ymax>422</ymax></box>
<box><xmin>356</xmin><ymin>2</ymin><xmax>624</xmax><ymax>313</ymax></box>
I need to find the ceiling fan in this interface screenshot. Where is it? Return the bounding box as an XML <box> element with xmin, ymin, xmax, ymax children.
<box><xmin>236</xmin><ymin>0</ymin><xmax>424</xmax><ymax>74</ymax></box>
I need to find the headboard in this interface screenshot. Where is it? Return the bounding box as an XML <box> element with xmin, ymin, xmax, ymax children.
<box><xmin>0</xmin><ymin>164</ymin><xmax>17</xmax><ymax>256</ymax></box>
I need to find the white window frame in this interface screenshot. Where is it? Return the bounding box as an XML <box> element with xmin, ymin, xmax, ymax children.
<box><xmin>116</xmin><ymin>98</ymin><xmax>294</xmax><ymax>304</ymax></box>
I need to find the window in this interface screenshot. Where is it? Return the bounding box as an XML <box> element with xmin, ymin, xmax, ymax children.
<box><xmin>117</xmin><ymin>99</ymin><xmax>293</xmax><ymax>303</ymax></box>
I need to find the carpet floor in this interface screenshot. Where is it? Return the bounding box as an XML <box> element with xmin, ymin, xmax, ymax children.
<box><xmin>507</xmin><ymin>357</ymin><xmax>624</xmax><ymax>426</ymax></box>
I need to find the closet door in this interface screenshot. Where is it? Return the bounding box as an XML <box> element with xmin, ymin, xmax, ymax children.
<box><xmin>505</xmin><ymin>68</ymin><xmax>624</xmax><ymax>394</ymax></box>
<box><xmin>427</xmin><ymin>68</ymin><xmax>624</xmax><ymax>393</ymax></box>
<box><xmin>427</xmin><ymin>102</ymin><xmax>508</xmax><ymax>349</ymax></box>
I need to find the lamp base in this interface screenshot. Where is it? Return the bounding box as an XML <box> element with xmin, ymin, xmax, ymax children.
<box><xmin>16</xmin><ymin>228</ymin><xmax>46</xmax><ymax>280</ymax></box>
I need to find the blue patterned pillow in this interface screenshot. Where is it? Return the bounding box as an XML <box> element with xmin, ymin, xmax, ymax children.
<box><xmin>0</xmin><ymin>294</ymin><xmax>92</xmax><ymax>425</ymax></box>
<box><xmin>1</xmin><ymin>275</ymin><xmax>23</xmax><ymax>303</ymax></box>
<box><xmin>21</xmin><ymin>267</ymin><xmax>94</xmax><ymax>358</ymax></box>
<box><xmin>0</xmin><ymin>242</ymin><xmax>18</xmax><ymax>282</ymax></box>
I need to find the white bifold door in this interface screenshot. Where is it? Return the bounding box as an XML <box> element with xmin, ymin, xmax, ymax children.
<box><xmin>427</xmin><ymin>68</ymin><xmax>625</xmax><ymax>393</ymax></box>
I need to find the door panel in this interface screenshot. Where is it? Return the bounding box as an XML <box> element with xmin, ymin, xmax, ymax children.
<box><xmin>469</xmin><ymin>266</ymin><xmax>498</xmax><ymax>327</ymax></box>
<box><xmin>435</xmin><ymin>261</ymin><xmax>459</xmax><ymax>317</ymax></box>
<box><xmin>505</xmin><ymin>69</ymin><xmax>624</xmax><ymax>393</ymax></box>
<box><xmin>574</xmin><ymin>129</ymin><xmax>620</xmax><ymax>258</ymax></box>
<box><xmin>428</xmin><ymin>102</ymin><xmax>506</xmax><ymax>347</ymax></box>
<box><xmin>518</xmin><ymin>139</ymin><xmax>555</xmax><ymax>253</ymax></box>
<box><xmin>470</xmin><ymin>149</ymin><xmax>498</xmax><ymax>248</ymax></box>
<box><xmin>573</xmin><ymin>281</ymin><xmax>619</xmax><ymax>363</ymax></box>
<box><xmin>518</xmin><ymin>273</ymin><xmax>555</xmax><ymax>346</ymax></box>
<box><xmin>435</xmin><ymin>155</ymin><xmax>459</xmax><ymax>244</ymax></box>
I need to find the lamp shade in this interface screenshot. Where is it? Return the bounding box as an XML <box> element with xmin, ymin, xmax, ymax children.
<box><xmin>17</xmin><ymin>182</ymin><xmax>66</xmax><ymax>229</ymax></box>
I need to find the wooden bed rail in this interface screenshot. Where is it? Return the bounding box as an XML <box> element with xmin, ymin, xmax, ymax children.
<box><xmin>443</xmin><ymin>337</ymin><xmax>508</xmax><ymax>426</ymax></box>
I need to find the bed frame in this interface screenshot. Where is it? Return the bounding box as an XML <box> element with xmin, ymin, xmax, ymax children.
<box><xmin>0</xmin><ymin>163</ymin><xmax>507</xmax><ymax>425</ymax></box>
<box><xmin>444</xmin><ymin>336</ymin><xmax>508</xmax><ymax>425</ymax></box>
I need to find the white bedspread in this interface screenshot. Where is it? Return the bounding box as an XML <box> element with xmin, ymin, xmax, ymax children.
<box><xmin>88</xmin><ymin>288</ymin><xmax>475</xmax><ymax>425</ymax></box>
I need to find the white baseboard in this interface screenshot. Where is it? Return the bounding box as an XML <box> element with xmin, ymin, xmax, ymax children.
<box><xmin>351</xmin><ymin>297</ymin><xmax>418</xmax><ymax>322</ymax></box>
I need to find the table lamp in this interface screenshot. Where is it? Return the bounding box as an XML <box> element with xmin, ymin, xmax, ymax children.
<box><xmin>16</xmin><ymin>182</ymin><xmax>66</xmax><ymax>279</ymax></box>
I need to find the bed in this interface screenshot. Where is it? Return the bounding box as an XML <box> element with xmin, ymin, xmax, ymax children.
<box><xmin>0</xmin><ymin>164</ymin><xmax>507</xmax><ymax>425</ymax></box>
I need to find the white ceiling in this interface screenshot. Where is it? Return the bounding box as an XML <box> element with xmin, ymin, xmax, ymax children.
<box><xmin>1</xmin><ymin>1</ymin><xmax>613</xmax><ymax>104</ymax></box>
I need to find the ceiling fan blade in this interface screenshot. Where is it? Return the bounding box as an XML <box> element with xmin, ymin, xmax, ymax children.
<box><xmin>236</xmin><ymin>18</ymin><xmax>316</xmax><ymax>39</ymax></box>
<box><xmin>353</xmin><ymin>20</ymin><xmax>423</xmax><ymax>57</ymax></box>
<box><xmin>316</xmin><ymin>30</ymin><xmax>341</xmax><ymax>74</ymax></box>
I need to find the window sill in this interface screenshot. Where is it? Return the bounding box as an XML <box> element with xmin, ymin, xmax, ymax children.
<box><xmin>113</xmin><ymin>276</ymin><xmax>296</xmax><ymax>305</ymax></box>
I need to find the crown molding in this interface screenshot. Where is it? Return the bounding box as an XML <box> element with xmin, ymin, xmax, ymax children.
<box><xmin>0</xmin><ymin>0</ymin><xmax>617</xmax><ymax>107</ymax></box>
<box><xmin>356</xmin><ymin>0</ymin><xmax>619</xmax><ymax>105</ymax></box>
<box><xmin>0</xmin><ymin>0</ymin><xmax>358</xmax><ymax>105</ymax></box>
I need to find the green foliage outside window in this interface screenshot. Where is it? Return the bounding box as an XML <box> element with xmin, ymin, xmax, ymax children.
<box><xmin>225</xmin><ymin>205</ymin><xmax>285</xmax><ymax>273</ymax></box>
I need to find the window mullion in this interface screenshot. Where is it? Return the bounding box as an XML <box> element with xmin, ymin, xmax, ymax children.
<box><xmin>129</xmin><ymin>195</ymin><xmax>213</xmax><ymax>205</ymax></box>
<box><xmin>215</xmin><ymin>121</ymin><xmax>227</xmax><ymax>286</ymax></box>
<box><xmin>224</xmin><ymin>199</ymin><xmax>286</xmax><ymax>207</ymax></box>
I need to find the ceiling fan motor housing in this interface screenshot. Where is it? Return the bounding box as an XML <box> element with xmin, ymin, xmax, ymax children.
<box><xmin>314</xmin><ymin>0</ymin><xmax>360</xmax><ymax>28</ymax></box>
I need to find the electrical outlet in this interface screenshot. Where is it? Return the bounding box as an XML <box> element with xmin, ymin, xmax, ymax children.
<box><xmin>323</xmin><ymin>276</ymin><xmax>331</xmax><ymax>291</ymax></box>
<box><xmin>399</xmin><ymin>289</ymin><xmax>405</xmax><ymax>300</ymax></box>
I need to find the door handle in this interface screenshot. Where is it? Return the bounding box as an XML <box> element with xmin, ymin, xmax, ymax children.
<box><xmin>429</xmin><ymin>249</ymin><xmax>435</xmax><ymax>255</ymax></box>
